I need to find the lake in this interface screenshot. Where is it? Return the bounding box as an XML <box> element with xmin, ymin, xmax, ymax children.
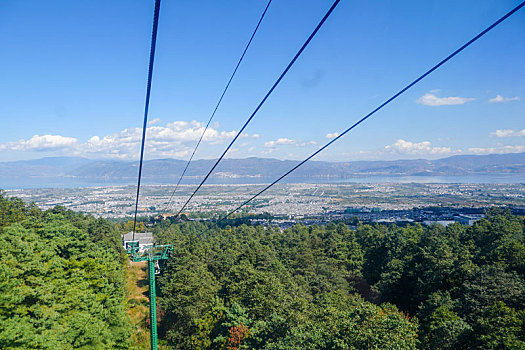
<box><xmin>1</xmin><ymin>173</ymin><xmax>523</xmax><ymax>190</ymax></box>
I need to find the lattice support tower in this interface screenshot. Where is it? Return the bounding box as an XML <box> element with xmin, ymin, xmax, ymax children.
<box><xmin>126</xmin><ymin>242</ymin><xmax>172</xmax><ymax>350</ymax></box>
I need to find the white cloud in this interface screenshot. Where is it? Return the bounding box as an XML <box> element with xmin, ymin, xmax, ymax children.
<box><xmin>264</xmin><ymin>138</ymin><xmax>295</xmax><ymax>147</ymax></box>
<box><xmin>252</xmin><ymin>133</ymin><xmax>261</xmax><ymax>139</ymax></box>
<box><xmin>263</xmin><ymin>138</ymin><xmax>317</xmax><ymax>148</ymax></box>
<box><xmin>416</xmin><ymin>93</ymin><xmax>475</xmax><ymax>106</ymax></box>
<box><xmin>326</xmin><ymin>132</ymin><xmax>340</xmax><ymax>139</ymax></box>
<box><xmin>489</xmin><ymin>95</ymin><xmax>520</xmax><ymax>103</ymax></box>
<box><xmin>297</xmin><ymin>141</ymin><xmax>317</xmax><ymax>147</ymax></box>
<box><xmin>0</xmin><ymin>134</ymin><xmax>78</xmax><ymax>151</ymax></box>
<box><xmin>429</xmin><ymin>147</ymin><xmax>453</xmax><ymax>154</ymax></box>
<box><xmin>468</xmin><ymin>145</ymin><xmax>525</xmax><ymax>154</ymax></box>
<box><xmin>490</xmin><ymin>129</ymin><xmax>525</xmax><ymax>138</ymax></box>
<box><xmin>0</xmin><ymin>121</ymin><xmax>248</xmax><ymax>159</ymax></box>
<box><xmin>383</xmin><ymin>139</ymin><xmax>524</xmax><ymax>158</ymax></box>
<box><xmin>385</xmin><ymin>139</ymin><xmax>452</xmax><ymax>155</ymax></box>
<box><xmin>147</xmin><ymin>118</ymin><xmax>162</xmax><ymax>126</ymax></box>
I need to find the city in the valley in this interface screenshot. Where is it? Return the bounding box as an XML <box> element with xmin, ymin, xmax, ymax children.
<box><xmin>7</xmin><ymin>182</ymin><xmax>524</xmax><ymax>227</ymax></box>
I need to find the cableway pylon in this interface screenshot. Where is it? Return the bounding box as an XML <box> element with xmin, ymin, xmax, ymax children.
<box><xmin>125</xmin><ymin>241</ymin><xmax>173</xmax><ymax>350</ymax></box>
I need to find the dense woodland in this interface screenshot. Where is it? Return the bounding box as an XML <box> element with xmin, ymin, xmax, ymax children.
<box><xmin>0</xmin><ymin>192</ymin><xmax>132</xmax><ymax>349</ymax></box>
<box><xmin>154</xmin><ymin>209</ymin><xmax>525</xmax><ymax>349</ymax></box>
<box><xmin>1</xmin><ymin>191</ymin><xmax>525</xmax><ymax>349</ymax></box>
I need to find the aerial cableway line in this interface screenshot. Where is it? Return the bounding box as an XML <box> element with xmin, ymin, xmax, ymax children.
<box><xmin>126</xmin><ymin>1</ymin><xmax>171</xmax><ymax>350</ymax></box>
<box><xmin>176</xmin><ymin>0</ymin><xmax>342</xmax><ymax>216</ymax></box>
<box><xmin>163</xmin><ymin>0</ymin><xmax>273</xmax><ymax>213</ymax></box>
<box><xmin>221</xmin><ymin>0</ymin><xmax>525</xmax><ymax>220</ymax></box>
<box><xmin>132</xmin><ymin>0</ymin><xmax>161</xmax><ymax>241</ymax></box>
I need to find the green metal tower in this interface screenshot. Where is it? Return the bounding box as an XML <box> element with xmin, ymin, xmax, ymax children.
<box><xmin>126</xmin><ymin>242</ymin><xmax>172</xmax><ymax>350</ymax></box>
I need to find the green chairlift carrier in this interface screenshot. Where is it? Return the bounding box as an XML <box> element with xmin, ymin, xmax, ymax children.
<box><xmin>126</xmin><ymin>241</ymin><xmax>173</xmax><ymax>350</ymax></box>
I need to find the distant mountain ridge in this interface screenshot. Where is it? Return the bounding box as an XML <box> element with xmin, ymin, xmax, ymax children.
<box><xmin>1</xmin><ymin>153</ymin><xmax>524</xmax><ymax>186</ymax></box>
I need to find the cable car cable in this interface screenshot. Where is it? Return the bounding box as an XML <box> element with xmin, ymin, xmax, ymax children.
<box><xmin>132</xmin><ymin>0</ymin><xmax>162</xmax><ymax>241</ymax></box>
<box><xmin>163</xmin><ymin>0</ymin><xmax>273</xmax><ymax>213</ymax></box>
<box><xmin>176</xmin><ymin>0</ymin><xmax>341</xmax><ymax>217</ymax></box>
<box><xmin>221</xmin><ymin>0</ymin><xmax>525</xmax><ymax>220</ymax></box>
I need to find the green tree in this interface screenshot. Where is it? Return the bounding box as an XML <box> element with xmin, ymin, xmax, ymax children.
<box><xmin>473</xmin><ymin>301</ymin><xmax>525</xmax><ymax>349</ymax></box>
<box><xmin>275</xmin><ymin>292</ymin><xmax>418</xmax><ymax>350</ymax></box>
<box><xmin>0</xmin><ymin>199</ymin><xmax>132</xmax><ymax>349</ymax></box>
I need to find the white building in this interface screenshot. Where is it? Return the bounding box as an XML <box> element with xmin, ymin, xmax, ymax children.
<box><xmin>122</xmin><ymin>232</ymin><xmax>155</xmax><ymax>253</ymax></box>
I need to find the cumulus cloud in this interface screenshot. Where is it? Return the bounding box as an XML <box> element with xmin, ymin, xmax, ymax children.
<box><xmin>416</xmin><ymin>93</ymin><xmax>475</xmax><ymax>106</ymax></box>
<box><xmin>490</xmin><ymin>129</ymin><xmax>525</xmax><ymax>138</ymax></box>
<box><xmin>468</xmin><ymin>145</ymin><xmax>525</xmax><ymax>154</ymax></box>
<box><xmin>0</xmin><ymin>134</ymin><xmax>78</xmax><ymax>151</ymax></box>
<box><xmin>263</xmin><ymin>138</ymin><xmax>317</xmax><ymax>148</ymax></box>
<box><xmin>0</xmin><ymin>121</ymin><xmax>248</xmax><ymax>159</ymax></box>
<box><xmin>297</xmin><ymin>141</ymin><xmax>317</xmax><ymax>147</ymax></box>
<box><xmin>384</xmin><ymin>139</ymin><xmax>524</xmax><ymax>157</ymax></box>
<box><xmin>326</xmin><ymin>132</ymin><xmax>340</xmax><ymax>139</ymax></box>
<box><xmin>385</xmin><ymin>139</ymin><xmax>452</xmax><ymax>155</ymax></box>
<box><xmin>264</xmin><ymin>138</ymin><xmax>295</xmax><ymax>147</ymax></box>
<box><xmin>86</xmin><ymin>121</ymin><xmax>241</xmax><ymax>157</ymax></box>
<box><xmin>489</xmin><ymin>95</ymin><xmax>520</xmax><ymax>103</ymax></box>
<box><xmin>147</xmin><ymin>118</ymin><xmax>162</xmax><ymax>126</ymax></box>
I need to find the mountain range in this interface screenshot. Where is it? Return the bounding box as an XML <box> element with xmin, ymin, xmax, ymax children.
<box><xmin>1</xmin><ymin>153</ymin><xmax>524</xmax><ymax>188</ymax></box>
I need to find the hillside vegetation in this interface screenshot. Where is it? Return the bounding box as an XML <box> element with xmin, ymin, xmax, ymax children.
<box><xmin>154</xmin><ymin>209</ymin><xmax>525</xmax><ymax>349</ymax></box>
<box><xmin>1</xmin><ymin>190</ymin><xmax>524</xmax><ymax>349</ymax></box>
<box><xmin>0</xmin><ymin>192</ymin><xmax>132</xmax><ymax>349</ymax></box>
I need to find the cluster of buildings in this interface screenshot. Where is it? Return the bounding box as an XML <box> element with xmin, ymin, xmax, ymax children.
<box><xmin>246</xmin><ymin>207</ymin><xmax>506</xmax><ymax>230</ymax></box>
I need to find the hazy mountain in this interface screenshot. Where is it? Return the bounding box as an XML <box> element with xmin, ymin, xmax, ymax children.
<box><xmin>1</xmin><ymin>153</ymin><xmax>524</xmax><ymax>188</ymax></box>
<box><xmin>0</xmin><ymin>157</ymin><xmax>92</xmax><ymax>177</ymax></box>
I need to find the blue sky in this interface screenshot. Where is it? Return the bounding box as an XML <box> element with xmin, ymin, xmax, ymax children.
<box><xmin>0</xmin><ymin>0</ymin><xmax>523</xmax><ymax>162</ymax></box>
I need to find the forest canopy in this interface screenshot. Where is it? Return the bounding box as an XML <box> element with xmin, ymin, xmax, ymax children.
<box><xmin>1</xmin><ymin>190</ymin><xmax>524</xmax><ymax>349</ymax></box>
<box><xmin>0</xmin><ymin>192</ymin><xmax>132</xmax><ymax>349</ymax></box>
<box><xmin>153</xmin><ymin>207</ymin><xmax>525</xmax><ymax>349</ymax></box>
